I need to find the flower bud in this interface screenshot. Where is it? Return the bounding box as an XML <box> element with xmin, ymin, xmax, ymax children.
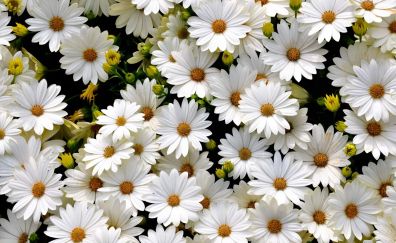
<box><xmin>205</xmin><ymin>139</ymin><xmax>217</xmax><ymax>151</ymax></box>
<box><xmin>344</xmin><ymin>143</ymin><xmax>357</xmax><ymax>157</ymax></box>
<box><xmin>145</xmin><ymin>65</ymin><xmax>159</xmax><ymax>79</ymax></box>
<box><xmin>324</xmin><ymin>94</ymin><xmax>340</xmax><ymax>112</ymax></box>
<box><xmin>262</xmin><ymin>22</ymin><xmax>274</xmax><ymax>38</ymax></box>
<box><xmin>289</xmin><ymin>0</ymin><xmax>302</xmax><ymax>11</ymax></box>
<box><xmin>222</xmin><ymin>51</ymin><xmax>234</xmax><ymax>66</ymax></box>
<box><xmin>222</xmin><ymin>161</ymin><xmax>234</xmax><ymax>174</ymax></box>
<box><xmin>152</xmin><ymin>84</ymin><xmax>164</xmax><ymax>95</ymax></box>
<box><xmin>335</xmin><ymin>121</ymin><xmax>347</xmax><ymax>132</ymax></box>
<box><xmin>215</xmin><ymin>168</ymin><xmax>226</xmax><ymax>179</ymax></box>
<box><xmin>341</xmin><ymin>166</ymin><xmax>352</xmax><ymax>178</ymax></box>
<box><xmin>125</xmin><ymin>72</ymin><xmax>136</xmax><ymax>84</ymax></box>
<box><xmin>13</xmin><ymin>23</ymin><xmax>28</xmax><ymax>37</ymax></box>
<box><xmin>353</xmin><ymin>18</ymin><xmax>368</xmax><ymax>38</ymax></box>
<box><xmin>59</xmin><ymin>153</ymin><xmax>74</xmax><ymax>169</ymax></box>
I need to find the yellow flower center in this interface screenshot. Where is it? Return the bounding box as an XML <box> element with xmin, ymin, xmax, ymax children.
<box><xmin>103</xmin><ymin>146</ymin><xmax>115</xmax><ymax>158</ymax></box>
<box><xmin>230</xmin><ymin>91</ymin><xmax>241</xmax><ymax>107</ymax></box>
<box><xmin>218</xmin><ymin>224</ymin><xmax>232</xmax><ymax>237</ymax></box>
<box><xmin>8</xmin><ymin>57</ymin><xmax>23</xmax><ymax>76</ymax></box>
<box><xmin>200</xmin><ymin>196</ymin><xmax>210</xmax><ymax>209</ymax></box>
<box><xmin>31</xmin><ymin>104</ymin><xmax>44</xmax><ymax>116</ymax></box>
<box><xmin>83</xmin><ymin>48</ymin><xmax>98</xmax><ymax>62</ymax></box>
<box><xmin>239</xmin><ymin>147</ymin><xmax>252</xmax><ymax>161</ymax></box>
<box><xmin>133</xmin><ymin>143</ymin><xmax>144</xmax><ymax>155</ymax></box>
<box><xmin>260</xmin><ymin>103</ymin><xmax>275</xmax><ymax>116</ymax></box>
<box><xmin>167</xmin><ymin>194</ymin><xmax>180</xmax><ymax>206</ymax></box>
<box><xmin>361</xmin><ymin>0</ymin><xmax>375</xmax><ymax>10</ymax></box>
<box><xmin>267</xmin><ymin>219</ymin><xmax>282</xmax><ymax>234</ymax></box>
<box><xmin>212</xmin><ymin>19</ymin><xmax>227</xmax><ymax>34</ymax></box>
<box><xmin>70</xmin><ymin>227</ymin><xmax>86</xmax><ymax>242</ymax></box>
<box><xmin>115</xmin><ymin>116</ymin><xmax>126</xmax><ymax>126</ymax></box>
<box><xmin>247</xmin><ymin>201</ymin><xmax>256</xmax><ymax>208</ymax></box>
<box><xmin>49</xmin><ymin>16</ymin><xmax>64</xmax><ymax>32</ymax></box>
<box><xmin>287</xmin><ymin>48</ymin><xmax>300</xmax><ymax>61</ymax></box>
<box><xmin>369</xmin><ymin>83</ymin><xmax>385</xmax><ymax>99</ymax></box>
<box><xmin>89</xmin><ymin>177</ymin><xmax>103</xmax><ymax>192</ymax></box>
<box><xmin>119</xmin><ymin>181</ymin><xmax>134</xmax><ymax>194</ymax></box>
<box><xmin>177</xmin><ymin>122</ymin><xmax>191</xmax><ymax>137</ymax></box>
<box><xmin>180</xmin><ymin>163</ymin><xmax>194</xmax><ymax>177</ymax></box>
<box><xmin>273</xmin><ymin>178</ymin><xmax>287</xmax><ymax>191</ymax></box>
<box><xmin>190</xmin><ymin>68</ymin><xmax>205</xmax><ymax>82</ymax></box>
<box><xmin>313</xmin><ymin>153</ymin><xmax>328</xmax><ymax>167</ymax></box>
<box><xmin>345</xmin><ymin>203</ymin><xmax>358</xmax><ymax>219</ymax></box>
<box><xmin>0</xmin><ymin>129</ymin><xmax>5</xmax><ymax>140</ymax></box>
<box><xmin>313</xmin><ymin>210</ymin><xmax>326</xmax><ymax>224</ymax></box>
<box><xmin>379</xmin><ymin>182</ymin><xmax>392</xmax><ymax>197</ymax></box>
<box><xmin>32</xmin><ymin>182</ymin><xmax>46</xmax><ymax>198</ymax></box>
<box><xmin>366</xmin><ymin>122</ymin><xmax>382</xmax><ymax>136</ymax></box>
<box><xmin>141</xmin><ymin>106</ymin><xmax>154</xmax><ymax>121</ymax></box>
<box><xmin>322</xmin><ymin>11</ymin><xmax>336</xmax><ymax>24</ymax></box>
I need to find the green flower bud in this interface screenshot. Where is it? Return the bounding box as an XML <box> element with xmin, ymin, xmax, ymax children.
<box><xmin>181</xmin><ymin>9</ymin><xmax>191</xmax><ymax>21</ymax></box>
<box><xmin>351</xmin><ymin>172</ymin><xmax>359</xmax><ymax>180</ymax></box>
<box><xmin>85</xmin><ymin>11</ymin><xmax>96</xmax><ymax>20</ymax></box>
<box><xmin>262</xmin><ymin>22</ymin><xmax>274</xmax><ymax>38</ymax></box>
<box><xmin>316</xmin><ymin>97</ymin><xmax>325</xmax><ymax>106</ymax></box>
<box><xmin>152</xmin><ymin>84</ymin><xmax>165</xmax><ymax>95</ymax></box>
<box><xmin>353</xmin><ymin>18</ymin><xmax>368</xmax><ymax>37</ymax></box>
<box><xmin>289</xmin><ymin>0</ymin><xmax>302</xmax><ymax>12</ymax></box>
<box><xmin>335</xmin><ymin>121</ymin><xmax>347</xmax><ymax>132</ymax></box>
<box><xmin>215</xmin><ymin>168</ymin><xmax>226</xmax><ymax>179</ymax></box>
<box><xmin>29</xmin><ymin>233</ymin><xmax>39</xmax><ymax>243</ymax></box>
<box><xmin>140</xmin><ymin>44</ymin><xmax>152</xmax><ymax>56</ymax></box>
<box><xmin>205</xmin><ymin>139</ymin><xmax>217</xmax><ymax>151</ymax></box>
<box><xmin>125</xmin><ymin>72</ymin><xmax>136</xmax><ymax>84</ymax></box>
<box><xmin>342</xmin><ymin>166</ymin><xmax>352</xmax><ymax>178</ymax></box>
<box><xmin>222</xmin><ymin>161</ymin><xmax>234</xmax><ymax>174</ymax></box>
<box><xmin>67</xmin><ymin>139</ymin><xmax>80</xmax><ymax>153</ymax></box>
<box><xmin>222</xmin><ymin>51</ymin><xmax>234</xmax><ymax>66</ymax></box>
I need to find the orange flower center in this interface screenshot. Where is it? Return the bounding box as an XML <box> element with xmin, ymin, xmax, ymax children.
<box><xmin>177</xmin><ymin>27</ymin><xmax>189</xmax><ymax>39</ymax></box>
<box><xmin>212</xmin><ymin>19</ymin><xmax>227</xmax><ymax>34</ymax></box>
<box><xmin>369</xmin><ymin>83</ymin><xmax>385</xmax><ymax>99</ymax></box>
<box><xmin>133</xmin><ymin>143</ymin><xmax>144</xmax><ymax>155</ymax></box>
<box><xmin>191</xmin><ymin>68</ymin><xmax>205</xmax><ymax>82</ymax></box>
<box><xmin>379</xmin><ymin>182</ymin><xmax>392</xmax><ymax>197</ymax></box>
<box><xmin>18</xmin><ymin>233</ymin><xmax>28</xmax><ymax>243</ymax></box>
<box><xmin>260</xmin><ymin>103</ymin><xmax>275</xmax><ymax>116</ymax></box>
<box><xmin>218</xmin><ymin>224</ymin><xmax>232</xmax><ymax>237</ymax></box>
<box><xmin>322</xmin><ymin>11</ymin><xmax>336</xmax><ymax>24</ymax></box>
<box><xmin>273</xmin><ymin>178</ymin><xmax>287</xmax><ymax>190</ymax></box>
<box><xmin>83</xmin><ymin>48</ymin><xmax>98</xmax><ymax>62</ymax></box>
<box><xmin>361</xmin><ymin>0</ymin><xmax>375</xmax><ymax>10</ymax></box>
<box><xmin>287</xmin><ymin>48</ymin><xmax>300</xmax><ymax>61</ymax></box>
<box><xmin>313</xmin><ymin>210</ymin><xmax>326</xmax><ymax>224</ymax></box>
<box><xmin>177</xmin><ymin>122</ymin><xmax>191</xmax><ymax>137</ymax></box>
<box><xmin>230</xmin><ymin>91</ymin><xmax>241</xmax><ymax>107</ymax></box>
<box><xmin>32</xmin><ymin>182</ymin><xmax>46</xmax><ymax>198</ymax></box>
<box><xmin>239</xmin><ymin>147</ymin><xmax>252</xmax><ymax>160</ymax></box>
<box><xmin>49</xmin><ymin>16</ymin><xmax>64</xmax><ymax>31</ymax></box>
<box><xmin>115</xmin><ymin>116</ymin><xmax>126</xmax><ymax>126</ymax></box>
<box><xmin>180</xmin><ymin>163</ymin><xmax>194</xmax><ymax>177</ymax></box>
<box><xmin>70</xmin><ymin>227</ymin><xmax>86</xmax><ymax>242</ymax></box>
<box><xmin>313</xmin><ymin>153</ymin><xmax>328</xmax><ymax>167</ymax></box>
<box><xmin>141</xmin><ymin>106</ymin><xmax>154</xmax><ymax>121</ymax></box>
<box><xmin>89</xmin><ymin>177</ymin><xmax>103</xmax><ymax>192</ymax></box>
<box><xmin>267</xmin><ymin>219</ymin><xmax>282</xmax><ymax>234</ymax></box>
<box><xmin>119</xmin><ymin>181</ymin><xmax>134</xmax><ymax>194</ymax></box>
<box><xmin>388</xmin><ymin>21</ymin><xmax>396</xmax><ymax>33</ymax></box>
<box><xmin>366</xmin><ymin>122</ymin><xmax>382</xmax><ymax>136</ymax></box>
<box><xmin>200</xmin><ymin>196</ymin><xmax>210</xmax><ymax>209</ymax></box>
<box><xmin>103</xmin><ymin>146</ymin><xmax>115</xmax><ymax>158</ymax></box>
<box><xmin>167</xmin><ymin>194</ymin><xmax>180</xmax><ymax>206</ymax></box>
<box><xmin>31</xmin><ymin>104</ymin><xmax>44</xmax><ymax>116</ymax></box>
<box><xmin>345</xmin><ymin>203</ymin><xmax>358</xmax><ymax>219</ymax></box>
<box><xmin>0</xmin><ymin>129</ymin><xmax>5</xmax><ymax>139</ymax></box>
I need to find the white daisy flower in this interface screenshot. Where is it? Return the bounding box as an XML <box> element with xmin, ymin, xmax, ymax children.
<box><xmin>0</xmin><ymin>49</ymin><xmax>35</xmax><ymax>84</ymax></box>
<box><xmin>63</xmin><ymin>162</ymin><xmax>107</xmax><ymax>204</ymax></box>
<box><xmin>71</xmin><ymin>0</ymin><xmax>115</xmax><ymax>16</ymax></box>
<box><xmin>131</xmin><ymin>0</ymin><xmax>174</xmax><ymax>15</ymax></box>
<box><xmin>151</xmin><ymin>38</ymin><xmax>189</xmax><ymax>73</ymax></box>
<box><xmin>368</xmin><ymin>15</ymin><xmax>396</xmax><ymax>53</ymax></box>
<box><xmin>239</xmin><ymin>81</ymin><xmax>299</xmax><ymax>138</ymax></box>
<box><xmin>209</xmin><ymin>65</ymin><xmax>255</xmax><ymax>126</ymax></box>
<box><xmin>93</xmin><ymin>227</ymin><xmax>128</xmax><ymax>243</ymax></box>
<box><xmin>163</xmin><ymin>45</ymin><xmax>219</xmax><ymax>99</ymax></box>
<box><xmin>156</xmin><ymin>98</ymin><xmax>211</xmax><ymax>159</ymax></box>
<box><xmin>297</xmin><ymin>0</ymin><xmax>355</xmax><ymax>43</ymax></box>
<box><xmin>158</xmin><ymin>149</ymin><xmax>212</xmax><ymax>177</ymax></box>
<box><xmin>351</xmin><ymin>0</ymin><xmax>396</xmax><ymax>23</ymax></box>
<box><xmin>83</xmin><ymin>134</ymin><xmax>134</xmax><ymax>175</ymax></box>
<box><xmin>195</xmin><ymin>170</ymin><xmax>233</xmax><ymax>210</ymax></box>
<box><xmin>299</xmin><ymin>188</ymin><xmax>339</xmax><ymax>243</ymax></box>
<box><xmin>194</xmin><ymin>201</ymin><xmax>251</xmax><ymax>243</ymax></box>
<box><xmin>218</xmin><ymin>127</ymin><xmax>272</xmax><ymax>179</ymax></box>
<box><xmin>60</xmin><ymin>26</ymin><xmax>114</xmax><ymax>84</ymax></box>
<box><xmin>96</xmin><ymin>99</ymin><xmax>144</xmax><ymax>142</ymax></box>
<box><xmin>327</xmin><ymin>42</ymin><xmax>392</xmax><ymax>87</ymax></box>
<box><xmin>267</xmin><ymin>108</ymin><xmax>313</xmax><ymax>154</ymax></box>
<box><xmin>250</xmin><ymin>198</ymin><xmax>302</xmax><ymax>243</ymax></box>
<box><xmin>10</xmin><ymin>79</ymin><xmax>67</xmax><ymax>135</ymax></box>
<box><xmin>340</xmin><ymin>59</ymin><xmax>396</xmax><ymax>122</ymax></box>
<box><xmin>253</xmin><ymin>0</ymin><xmax>290</xmax><ymax>17</ymax></box>
<box><xmin>358</xmin><ymin>160</ymin><xmax>394</xmax><ymax>199</ymax></box>
<box><xmin>293</xmin><ymin>124</ymin><xmax>350</xmax><ymax>188</ymax></box>
<box><xmin>98</xmin><ymin>159</ymin><xmax>154</xmax><ymax>216</ymax></box>
<box><xmin>120</xmin><ymin>78</ymin><xmax>165</xmax><ymax>131</ymax></box>
<box><xmin>7</xmin><ymin>159</ymin><xmax>63</xmax><ymax>222</ymax></box>
<box><xmin>262</xmin><ymin>20</ymin><xmax>327</xmax><ymax>82</ymax></box>
<box><xmin>45</xmin><ymin>202</ymin><xmax>108</xmax><ymax>242</ymax></box>
<box><xmin>0</xmin><ymin>209</ymin><xmax>41</xmax><ymax>243</ymax></box>
<box><xmin>130</xmin><ymin>127</ymin><xmax>160</xmax><ymax>165</ymax></box>
<box><xmin>0</xmin><ymin>111</ymin><xmax>20</xmax><ymax>155</ymax></box>
<box><xmin>0</xmin><ymin>12</ymin><xmax>14</xmax><ymax>47</ymax></box>
<box><xmin>187</xmin><ymin>0</ymin><xmax>251</xmax><ymax>53</ymax></box>
<box><xmin>110</xmin><ymin>0</ymin><xmax>160</xmax><ymax>38</ymax></box>
<box><xmin>248</xmin><ymin>151</ymin><xmax>313</xmax><ymax>205</ymax></box>
<box><xmin>344</xmin><ymin>109</ymin><xmax>396</xmax><ymax>159</ymax></box>
<box><xmin>374</xmin><ymin>214</ymin><xmax>396</xmax><ymax>243</ymax></box>
<box><xmin>145</xmin><ymin>169</ymin><xmax>204</xmax><ymax>226</ymax></box>
<box><xmin>26</xmin><ymin>0</ymin><xmax>87</xmax><ymax>52</ymax></box>
<box><xmin>97</xmin><ymin>198</ymin><xmax>143</xmax><ymax>242</ymax></box>
<box><xmin>163</xmin><ymin>13</ymin><xmax>190</xmax><ymax>41</ymax></box>
<box><xmin>139</xmin><ymin>225</ymin><xmax>186</xmax><ymax>243</ymax></box>
<box><xmin>231</xmin><ymin>181</ymin><xmax>262</xmax><ymax>211</ymax></box>
<box><xmin>328</xmin><ymin>181</ymin><xmax>382</xmax><ymax>241</ymax></box>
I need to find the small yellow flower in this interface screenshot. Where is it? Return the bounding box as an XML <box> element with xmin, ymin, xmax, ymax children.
<box><xmin>222</xmin><ymin>161</ymin><xmax>234</xmax><ymax>174</ymax></box>
<box><xmin>145</xmin><ymin>65</ymin><xmax>159</xmax><ymax>79</ymax></box>
<box><xmin>262</xmin><ymin>22</ymin><xmax>274</xmax><ymax>38</ymax></box>
<box><xmin>205</xmin><ymin>139</ymin><xmax>217</xmax><ymax>151</ymax></box>
<box><xmin>324</xmin><ymin>94</ymin><xmax>340</xmax><ymax>112</ymax></box>
<box><xmin>12</xmin><ymin>22</ymin><xmax>28</xmax><ymax>37</ymax></box>
<box><xmin>102</xmin><ymin>62</ymin><xmax>112</xmax><ymax>73</ymax></box>
<box><xmin>105</xmin><ymin>49</ymin><xmax>121</xmax><ymax>66</ymax></box>
<box><xmin>344</xmin><ymin>143</ymin><xmax>357</xmax><ymax>157</ymax></box>
<box><xmin>59</xmin><ymin>153</ymin><xmax>74</xmax><ymax>169</ymax></box>
<box><xmin>335</xmin><ymin>121</ymin><xmax>347</xmax><ymax>132</ymax></box>
<box><xmin>215</xmin><ymin>168</ymin><xmax>226</xmax><ymax>179</ymax></box>
<box><xmin>353</xmin><ymin>18</ymin><xmax>368</xmax><ymax>37</ymax></box>
<box><xmin>80</xmin><ymin>83</ymin><xmax>98</xmax><ymax>103</ymax></box>
<box><xmin>8</xmin><ymin>57</ymin><xmax>23</xmax><ymax>76</ymax></box>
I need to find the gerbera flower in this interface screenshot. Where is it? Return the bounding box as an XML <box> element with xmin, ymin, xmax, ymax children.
<box><xmin>157</xmin><ymin>149</ymin><xmax>212</xmax><ymax>177</ymax></box>
<box><xmin>151</xmin><ymin>38</ymin><xmax>189</xmax><ymax>73</ymax></box>
<box><xmin>71</xmin><ymin>0</ymin><xmax>115</xmax><ymax>16</ymax></box>
<box><xmin>98</xmin><ymin>159</ymin><xmax>154</xmax><ymax>216</ymax></box>
<box><xmin>7</xmin><ymin>159</ymin><xmax>63</xmax><ymax>222</ymax></box>
<box><xmin>351</xmin><ymin>0</ymin><xmax>396</xmax><ymax>23</ymax></box>
<box><xmin>0</xmin><ymin>112</ymin><xmax>20</xmax><ymax>155</ymax></box>
<box><xmin>120</xmin><ymin>78</ymin><xmax>165</xmax><ymax>131</ymax></box>
<box><xmin>10</xmin><ymin>79</ymin><xmax>67</xmax><ymax>135</ymax></box>
<box><xmin>262</xmin><ymin>20</ymin><xmax>327</xmax><ymax>82</ymax></box>
<box><xmin>340</xmin><ymin>59</ymin><xmax>396</xmax><ymax>122</ymax></box>
<box><xmin>96</xmin><ymin>99</ymin><xmax>144</xmax><ymax>142</ymax></box>
<box><xmin>60</xmin><ymin>26</ymin><xmax>114</xmax><ymax>84</ymax></box>
<box><xmin>239</xmin><ymin>81</ymin><xmax>299</xmax><ymax>138</ymax></box>
<box><xmin>45</xmin><ymin>202</ymin><xmax>108</xmax><ymax>242</ymax></box>
<box><xmin>129</xmin><ymin>127</ymin><xmax>160</xmax><ymax>165</ymax></box>
<box><xmin>248</xmin><ymin>151</ymin><xmax>313</xmax><ymax>205</ymax></box>
<box><xmin>139</xmin><ymin>225</ymin><xmax>185</xmax><ymax>243</ymax></box>
<box><xmin>344</xmin><ymin>109</ymin><xmax>396</xmax><ymax>159</ymax></box>
<box><xmin>299</xmin><ymin>188</ymin><xmax>339</xmax><ymax>243</ymax></box>
<box><xmin>0</xmin><ymin>12</ymin><xmax>14</xmax><ymax>47</ymax></box>
<box><xmin>209</xmin><ymin>65</ymin><xmax>255</xmax><ymax>126</ymax></box>
<box><xmin>358</xmin><ymin>160</ymin><xmax>394</xmax><ymax>199</ymax></box>
<box><xmin>194</xmin><ymin>202</ymin><xmax>251</xmax><ymax>243</ymax></box>
<box><xmin>145</xmin><ymin>169</ymin><xmax>204</xmax><ymax>226</ymax></box>
<box><xmin>0</xmin><ymin>209</ymin><xmax>41</xmax><ymax>243</ymax></box>
<box><xmin>0</xmin><ymin>49</ymin><xmax>35</xmax><ymax>84</ymax></box>
<box><xmin>328</xmin><ymin>181</ymin><xmax>382</xmax><ymax>241</ymax></box>
<box><xmin>218</xmin><ymin>127</ymin><xmax>272</xmax><ymax>179</ymax></box>
<box><xmin>293</xmin><ymin>124</ymin><xmax>350</xmax><ymax>188</ymax></box>
<box><xmin>26</xmin><ymin>0</ymin><xmax>87</xmax><ymax>52</ymax></box>
<box><xmin>231</xmin><ymin>181</ymin><xmax>262</xmax><ymax>211</ymax></box>
<box><xmin>254</xmin><ymin>0</ymin><xmax>290</xmax><ymax>17</ymax></box>
<box><xmin>187</xmin><ymin>0</ymin><xmax>251</xmax><ymax>53</ymax></box>
<box><xmin>297</xmin><ymin>0</ymin><xmax>355</xmax><ymax>43</ymax></box>
<box><xmin>110</xmin><ymin>0</ymin><xmax>160</xmax><ymax>38</ymax></box>
<box><xmin>163</xmin><ymin>45</ymin><xmax>219</xmax><ymax>99</ymax></box>
<box><xmin>250</xmin><ymin>198</ymin><xmax>302</xmax><ymax>243</ymax></box>
<box><xmin>83</xmin><ymin>134</ymin><xmax>134</xmax><ymax>175</ymax></box>
<box><xmin>156</xmin><ymin>98</ymin><xmax>211</xmax><ymax>159</ymax></box>
<box><xmin>131</xmin><ymin>0</ymin><xmax>174</xmax><ymax>15</ymax></box>
<box><xmin>368</xmin><ymin>15</ymin><xmax>396</xmax><ymax>53</ymax></box>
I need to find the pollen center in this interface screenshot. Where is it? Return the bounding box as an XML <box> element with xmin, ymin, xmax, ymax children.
<box><xmin>369</xmin><ymin>83</ymin><xmax>385</xmax><ymax>99</ymax></box>
<box><xmin>389</xmin><ymin>21</ymin><xmax>396</xmax><ymax>33</ymax></box>
<box><xmin>218</xmin><ymin>224</ymin><xmax>231</xmax><ymax>237</ymax></box>
<box><xmin>345</xmin><ymin>203</ymin><xmax>358</xmax><ymax>219</ymax></box>
<box><xmin>361</xmin><ymin>0</ymin><xmax>375</xmax><ymax>10</ymax></box>
<box><xmin>141</xmin><ymin>106</ymin><xmax>154</xmax><ymax>121</ymax></box>
<box><xmin>49</xmin><ymin>16</ymin><xmax>65</xmax><ymax>31</ymax></box>
<box><xmin>167</xmin><ymin>194</ymin><xmax>180</xmax><ymax>206</ymax></box>
<box><xmin>366</xmin><ymin>122</ymin><xmax>382</xmax><ymax>136</ymax></box>
<box><xmin>239</xmin><ymin>147</ymin><xmax>252</xmax><ymax>160</ymax></box>
<box><xmin>31</xmin><ymin>104</ymin><xmax>44</xmax><ymax>116</ymax></box>
<box><xmin>247</xmin><ymin>201</ymin><xmax>256</xmax><ymax>208</ymax></box>
<box><xmin>119</xmin><ymin>181</ymin><xmax>134</xmax><ymax>194</ymax></box>
<box><xmin>133</xmin><ymin>143</ymin><xmax>144</xmax><ymax>155</ymax></box>
<box><xmin>322</xmin><ymin>11</ymin><xmax>336</xmax><ymax>24</ymax></box>
<box><xmin>230</xmin><ymin>91</ymin><xmax>241</xmax><ymax>107</ymax></box>
<box><xmin>168</xmin><ymin>55</ymin><xmax>176</xmax><ymax>63</ymax></box>
<box><xmin>0</xmin><ymin>129</ymin><xmax>5</xmax><ymax>139</ymax></box>
<box><xmin>180</xmin><ymin>163</ymin><xmax>194</xmax><ymax>177</ymax></box>
<box><xmin>177</xmin><ymin>27</ymin><xmax>189</xmax><ymax>39</ymax></box>
<box><xmin>115</xmin><ymin>116</ymin><xmax>126</xmax><ymax>126</ymax></box>
<box><xmin>267</xmin><ymin>219</ymin><xmax>282</xmax><ymax>234</ymax></box>
<box><xmin>273</xmin><ymin>178</ymin><xmax>287</xmax><ymax>191</ymax></box>
<box><xmin>379</xmin><ymin>182</ymin><xmax>391</xmax><ymax>197</ymax></box>
<box><xmin>200</xmin><ymin>196</ymin><xmax>210</xmax><ymax>209</ymax></box>
<box><xmin>70</xmin><ymin>227</ymin><xmax>86</xmax><ymax>242</ymax></box>
<box><xmin>83</xmin><ymin>48</ymin><xmax>98</xmax><ymax>62</ymax></box>
<box><xmin>177</xmin><ymin>122</ymin><xmax>191</xmax><ymax>137</ymax></box>
<box><xmin>212</xmin><ymin>19</ymin><xmax>227</xmax><ymax>34</ymax></box>
<box><xmin>103</xmin><ymin>146</ymin><xmax>115</xmax><ymax>158</ymax></box>
<box><xmin>260</xmin><ymin>103</ymin><xmax>275</xmax><ymax>116</ymax></box>
<box><xmin>32</xmin><ymin>182</ymin><xmax>46</xmax><ymax>198</ymax></box>
<box><xmin>256</xmin><ymin>0</ymin><xmax>269</xmax><ymax>5</ymax></box>
<box><xmin>313</xmin><ymin>210</ymin><xmax>326</xmax><ymax>224</ymax></box>
<box><xmin>313</xmin><ymin>153</ymin><xmax>328</xmax><ymax>167</ymax></box>
<box><xmin>191</xmin><ymin>68</ymin><xmax>205</xmax><ymax>82</ymax></box>
<box><xmin>89</xmin><ymin>177</ymin><xmax>103</xmax><ymax>192</ymax></box>
<box><xmin>18</xmin><ymin>233</ymin><xmax>28</xmax><ymax>243</ymax></box>
<box><xmin>287</xmin><ymin>48</ymin><xmax>300</xmax><ymax>61</ymax></box>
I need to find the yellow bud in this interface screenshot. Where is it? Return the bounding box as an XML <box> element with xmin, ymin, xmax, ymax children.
<box><xmin>222</xmin><ymin>161</ymin><xmax>234</xmax><ymax>174</ymax></box>
<box><xmin>341</xmin><ymin>166</ymin><xmax>352</xmax><ymax>178</ymax></box>
<box><xmin>344</xmin><ymin>143</ymin><xmax>357</xmax><ymax>157</ymax></box>
<box><xmin>289</xmin><ymin>0</ymin><xmax>302</xmax><ymax>11</ymax></box>
<box><xmin>152</xmin><ymin>84</ymin><xmax>164</xmax><ymax>95</ymax></box>
<box><xmin>222</xmin><ymin>51</ymin><xmax>234</xmax><ymax>66</ymax></box>
<box><xmin>262</xmin><ymin>22</ymin><xmax>274</xmax><ymax>38</ymax></box>
<box><xmin>145</xmin><ymin>65</ymin><xmax>159</xmax><ymax>79</ymax></box>
<box><xmin>353</xmin><ymin>18</ymin><xmax>368</xmax><ymax>37</ymax></box>
<box><xmin>351</xmin><ymin>172</ymin><xmax>359</xmax><ymax>180</ymax></box>
<box><xmin>105</xmin><ymin>49</ymin><xmax>121</xmax><ymax>66</ymax></box>
<box><xmin>205</xmin><ymin>139</ymin><xmax>217</xmax><ymax>151</ymax></box>
<box><xmin>324</xmin><ymin>94</ymin><xmax>340</xmax><ymax>112</ymax></box>
<box><xmin>335</xmin><ymin>121</ymin><xmax>347</xmax><ymax>132</ymax></box>
<box><xmin>215</xmin><ymin>169</ymin><xmax>226</xmax><ymax>179</ymax></box>
<box><xmin>12</xmin><ymin>23</ymin><xmax>28</xmax><ymax>37</ymax></box>
<box><xmin>102</xmin><ymin>62</ymin><xmax>112</xmax><ymax>73</ymax></box>
<box><xmin>59</xmin><ymin>153</ymin><xmax>74</xmax><ymax>169</ymax></box>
